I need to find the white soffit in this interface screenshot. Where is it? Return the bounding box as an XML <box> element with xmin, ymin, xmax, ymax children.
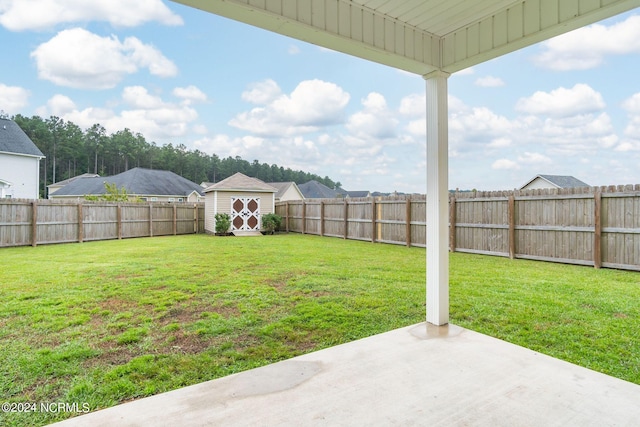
<box><xmin>172</xmin><ymin>0</ymin><xmax>640</xmax><ymax>75</ymax></box>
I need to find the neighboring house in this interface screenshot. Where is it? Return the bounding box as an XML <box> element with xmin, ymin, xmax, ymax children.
<box><xmin>520</xmin><ymin>174</ymin><xmax>590</xmax><ymax>190</ymax></box>
<box><xmin>204</xmin><ymin>173</ymin><xmax>277</xmax><ymax>234</ymax></box>
<box><xmin>298</xmin><ymin>180</ymin><xmax>343</xmax><ymax>199</ymax></box>
<box><xmin>47</xmin><ymin>173</ymin><xmax>100</xmax><ymax>198</ymax></box>
<box><xmin>49</xmin><ymin>167</ymin><xmax>205</xmax><ymax>202</ymax></box>
<box><xmin>346</xmin><ymin>190</ymin><xmax>371</xmax><ymax>198</ymax></box>
<box><xmin>267</xmin><ymin>181</ymin><xmax>305</xmax><ymax>202</ymax></box>
<box><xmin>0</xmin><ymin>116</ymin><xmax>45</xmax><ymax>199</ymax></box>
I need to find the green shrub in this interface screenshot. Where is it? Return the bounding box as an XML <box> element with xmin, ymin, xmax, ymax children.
<box><xmin>262</xmin><ymin>213</ymin><xmax>282</xmax><ymax>234</ymax></box>
<box><xmin>214</xmin><ymin>213</ymin><xmax>231</xmax><ymax>234</ymax></box>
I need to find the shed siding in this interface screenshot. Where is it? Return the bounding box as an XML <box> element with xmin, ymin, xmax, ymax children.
<box><xmin>205</xmin><ymin>190</ymin><xmax>275</xmax><ymax>234</ymax></box>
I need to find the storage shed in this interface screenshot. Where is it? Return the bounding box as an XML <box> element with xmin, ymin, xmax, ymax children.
<box><xmin>204</xmin><ymin>173</ymin><xmax>277</xmax><ymax>234</ymax></box>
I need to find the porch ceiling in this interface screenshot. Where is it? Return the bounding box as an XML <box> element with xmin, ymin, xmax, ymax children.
<box><xmin>172</xmin><ymin>0</ymin><xmax>640</xmax><ymax>75</ymax></box>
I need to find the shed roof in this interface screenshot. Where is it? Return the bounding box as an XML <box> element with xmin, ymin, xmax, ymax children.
<box><xmin>0</xmin><ymin>117</ymin><xmax>45</xmax><ymax>158</ymax></box>
<box><xmin>521</xmin><ymin>174</ymin><xmax>590</xmax><ymax>189</ymax></box>
<box><xmin>50</xmin><ymin>168</ymin><xmax>205</xmax><ymax>197</ymax></box>
<box><xmin>204</xmin><ymin>172</ymin><xmax>277</xmax><ymax>193</ymax></box>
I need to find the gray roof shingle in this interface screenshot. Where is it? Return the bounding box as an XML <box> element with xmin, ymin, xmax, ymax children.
<box><xmin>0</xmin><ymin>117</ymin><xmax>44</xmax><ymax>158</ymax></box>
<box><xmin>204</xmin><ymin>173</ymin><xmax>277</xmax><ymax>192</ymax></box>
<box><xmin>298</xmin><ymin>180</ymin><xmax>341</xmax><ymax>198</ymax></box>
<box><xmin>50</xmin><ymin>168</ymin><xmax>204</xmax><ymax>197</ymax></box>
<box><xmin>537</xmin><ymin>175</ymin><xmax>589</xmax><ymax>188</ymax></box>
<box><xmin>519</xmin><ymin>174</ymin><xmax>590</xmax><ymax>190</ymax></box>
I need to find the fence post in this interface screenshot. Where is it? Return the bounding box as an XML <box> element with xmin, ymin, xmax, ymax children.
<box><xmin>78</xmin><ymin>203</ymin><xmax>84</xmax><ymax>243</ymax></box>
<box><xmin>149</xmin><ymin>204</ymin><xmax>154</xmax><ymax>237</ymax></box>
<box><xmin>320</xmin><ymin>201</ymin><xmax>325</xmax><ymax>237</ymax></box>
<box><xmin>31</xmin><ymin>201</ymin><xmax>38</xmax><ymax>247</ymax></box>
<box><xmin>301</xmin><ymin>201</ymin><xmax>306</xmax><ymax>234</ymax></box>
<box><xmin>594</xmin><ymin>189</ymin><xmax>602</xmax><ymax>269</ymax></box>
<box><xmin>406</xmin><ymin>198</ymin><xmax>412</xmax><ymax>247</ymax></box>
<box><xmin>508</xmin><ymin>195</ymin><xmax>515</xmax><ymax>259</ymax></box>
<box><xmin>449</xmin><ymin>195</ymin><xmax>456</xmax><ymax>252</ymax></box>
<box><xmin>173</xmin><ymin>204</ymin><xmax>177</xmax><ymax>235</ymax></box>
<box><xmin>193</xmin><ymin>204</ymin><xmax>198</xmax><ymax>234</ymax></box>
<box><xmin>117</xmin><ymin>204</ymin><xmax>123</xmax><ymax>239</ymax></box>
<box><xmin>343</xmin><ymin>199</ymin><xmax>348</xmax><ymax>239</ymax></box>
<box><xmin>371</xmin><ymin>198</ymin><xmax>376</xmax><ymax>243</ymax></box>
<box><xmin>285</xmin><ymin>201</ymin><xmax>290</xmax><ymax>232</ymax></box>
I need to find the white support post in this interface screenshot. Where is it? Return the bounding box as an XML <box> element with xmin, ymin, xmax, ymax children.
<box><xmin>424</xmin><ymin>71</ymin><xmax>450</xmax><ymax>326</ymax></box>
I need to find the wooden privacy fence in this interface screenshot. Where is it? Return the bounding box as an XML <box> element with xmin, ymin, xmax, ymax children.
<box><xmin>0</xmin><ymin>199</ymin><xmax>205</xmax><ymax>248</ymax></box>
<box><xmin>275</xmin><ymin>185</ymin><xmax>640</xmax><ymax>271</ymax></box>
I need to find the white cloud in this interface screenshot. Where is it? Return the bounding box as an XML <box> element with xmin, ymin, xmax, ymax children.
<box><xmin>0</xmin><ymin>0</ymin><xmax>183</xmax><ymax>31</ymax></box>
<box><xmin>487</xmin><ymin>137</ymin><xmax>511</xmax><ymax>148</ymax></box>
<box><xmin>241</xmin><ymin>79</ymin><xmax>281</xmax><ymax>105</ymax></box>
<box><xmin>346</xmin><ymin>92</ymin><xmax>398</xmax><ymax>139</ymax></box>
<box><xmin>0</xmin><ymin>84</ymin><xmax>30</xmax><ymax>114</ymax></box>
<box><xmin>194</xmin><ymin>134</ymin><xmax>323</xmax><ymax>171</ymax></box>
<box><xmin>622</xmin><ymin>93</ymin><xmax>640</xmax><ymax>114</ymax></box>
<box><xmin>515</xmin><ymin>84</ymin><xmax>605</xmax><ymax>118</ymax></box>
<box><xmin>533</xmin><ymin>14</ymin><xmax>640</xmax><ymax>70</ymax></box>
<box><xmin>399</xmin><ymin>93</ymin><xmax>425</xmax><ymax>117</ymax></box>
<box><xmin>229</xmin><ymin>79</ymin><xmax>350</xmax><ymax>136</ymax></box>
<box><xmin>288</xmin><ymin>45</ymin><xmax>301</xmax><ymax>55</ymax></box>
<box><xmin>36</xmin><ymin>86</ymin><xmax>200</xmax><ymax>142</ymax></box>
<box><xmin>475</xmin><ymin>76</ymin><xmax>505</xmax><ymax>87</ymax></box>
<box><xmin>619</xmin><ymin>92</ymin><xmax>640</xmax><ymax>150</ymax></box>
<box><xmin>172</xmin><ymin>86</ymin><xmax>208</xmax><ymax>105</ymax></box>
<box><xmin>30</xmin><ymin>28</ymin><xmax>177</xmax><ymax>89</ymax></box>
<box><xmin>492</xmin><ymin>159</ymin><xmax>519</xmax><ymax>170</ymax></box>
<box><xmin>37</xmin><ymin>94</ymin><xmax>77</xmax><ymax>116</ymax></box>
<box><xmin>517</xmin><ymin>152</ymin><xmax>551</xmax><ymax>165</ymax></box>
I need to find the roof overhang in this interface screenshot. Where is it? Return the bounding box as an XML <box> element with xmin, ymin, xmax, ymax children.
<box><xmin>172</xmin><ymin>0</ymin><xmax>640</xmax><ymax>75</ymax></box>
<box><xmin>0</xmin><ymin>150</ymin><xmax>45</xmax><ymax>160</ymax></box>
<box><xmin>204</xmin><ymin>187</ymin><xmax>277</xmax><ymax>193</ymax></box>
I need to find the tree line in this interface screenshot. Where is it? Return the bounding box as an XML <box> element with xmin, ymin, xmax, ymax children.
<box><xmin>12</xmin><ymin>115</ymin><xmax>341</xmax><ymax>198</ymax></box>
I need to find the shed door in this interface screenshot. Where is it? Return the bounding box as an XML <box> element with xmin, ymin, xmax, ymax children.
<box><xmin>231</xmin><ymin>197</ymin><xmax>260</xmax><ymax>231</ymax></box>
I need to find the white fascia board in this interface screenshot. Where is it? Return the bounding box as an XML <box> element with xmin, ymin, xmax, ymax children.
<box><xmin>0</xmin><ymin>150</ymin><xmax>45</xmax><ymax>160</ymax></box>
<box><xmin>441</xmin><ymin>0</ymin><xmax>640</xmax><ymax>72</ymax></box>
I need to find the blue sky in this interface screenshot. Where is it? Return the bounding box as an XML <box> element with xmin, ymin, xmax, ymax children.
<box><xmin>1</xmin><ymin>1</ymin><xmax>639</xmax><ymax>193</ymax></box>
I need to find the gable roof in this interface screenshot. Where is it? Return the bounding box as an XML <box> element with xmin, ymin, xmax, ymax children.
<box><xmin>267</xmin><ymin>182</ymin><xmax>304</xmax><ymax>199</ymax></box>
<box><xmin>298</xmin><ymin>180</ymin><xmax>342</xmax><ymax>199</ymax></box>
<box><xmin>0</xmin><ymin>117</ymin><xmax>44</xmax><ymax>158</ymax></box>
<box><xmin>50</xmin><ymin>168</ymin><xmax>205</xmax><ymax>197</ymax></box>
<box><xmin>521</xmin><ymin>174</ymin><xmax>590</xmax><ymax>190</ymax></box>
<box><xmin>48</xmin><ymin>173</ymin><xmax>100</xmax><ymax>189</ymax></box>
<box><xmin>347</xmin><ymin>190</ymin><xmax>370</xmax><ymax>198</ymax></box>
<box><xmin>204</xmin><ymin>172</ymin><xmax>277</xmax><ymax>193</ymax></box>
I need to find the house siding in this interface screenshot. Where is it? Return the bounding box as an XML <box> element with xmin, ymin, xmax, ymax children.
<box><xmin>0</xmin><ymin>152</ymin><xmax>41</xmax><ymax>199</ymax></box>
<box><xmin>521</xmin><ymin>177</ymin><xmax>557</xmax><ymax>190</ymax></box>
<box><xmin>279</xmin><ymin>186</ymin><xmax>304</xmax><ymax>201</ymax></box>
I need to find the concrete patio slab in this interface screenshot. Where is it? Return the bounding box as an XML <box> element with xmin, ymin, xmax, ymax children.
<box><xmin>52</xmin><ymin>323</ymin><xmax>640</xmax><ymax>426</ymax></box>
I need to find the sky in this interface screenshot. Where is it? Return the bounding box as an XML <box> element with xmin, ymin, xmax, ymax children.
<box><xmin>1</xmin><ymin>1</ymin><xmax>639</xmax><ymax>194</ymax></box>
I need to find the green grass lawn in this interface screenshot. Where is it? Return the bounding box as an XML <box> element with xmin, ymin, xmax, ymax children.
<box><xmin>0</xmin><ymin>234</ymin><xmax>638</xmax><ymax>426</ymax></box>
